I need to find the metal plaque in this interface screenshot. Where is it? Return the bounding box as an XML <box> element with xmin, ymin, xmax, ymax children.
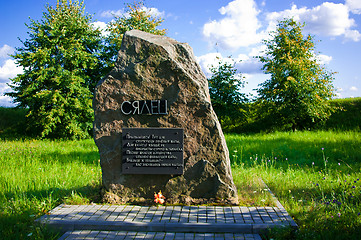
<box><xmin>122</xmin><ymin>128</ymin><xmax>184</xmax><ymax>175</ymax></box>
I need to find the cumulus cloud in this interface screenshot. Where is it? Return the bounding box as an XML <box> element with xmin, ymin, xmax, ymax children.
<box><xmin>234</xmin><ymin>54</ymin><xmax>263</xmax><ymax>74</ymax></box>
<box><xmin>0</xmin><ymin>59</ymin><xmax>23</xmax><ymax>83</ymax></box>
<box><xmin>202</xmin><ymin>0</ymin><xmax>265</xmax><ymax>50</ymax></box>
<box><xmin>196</xmin><ymin>52</ymin><xmax>224</xmax><ymax>77</ymax></box>
<box><xmin>100</xmin><ymin>10</ymin><xmax>123</xmax><ymax>18</ymax></box>
<box><xmin>350</xmin><ymin>86</ymin><xmax>358</xmax><ymax>91</ymax></box>
<box><xmin>197</xmin><ymin>52</ymin><xmax>263</xmax><ymax>78</ymax></box>
<box><xmin>0</xmin><ymin>83</ymin><xmax>16</xmax><ymax>107</ymax></box>
<box><xmin>92</xmin><ymin>21</ymin><xmax>108</xmax><ymax>36</ymax></box>
<box><xmin>346</xmin><ymin>0</ymin><xmax>361</xmax><ymax>14</ymax></box>
<box><xmin>316</xmin><ymin>54</ymin><xmax>333</xmax><ymax>65</ymax></box>
<box><xmin>0</xmin><ymin>45</ymin><xmax>14</xmax><ymax>59</ymax></box>
<box><xmin>143</xmin><ymin>7</ymin><xmax>165</xmax><ymax>18</ymax></box>
<box><xmin>0</xmin><ymin>95</ymin><xmax>16</xmax><ymax>107</ymax></box>
<box><xmin>202</xmin><ymin>0</ymin><xmax>361</xmax><ymax>52</ymax></box>
<box><xmin>266</xmin><ymin>2</ymin><xmax>361</xmax><ymax>42</ymax></box>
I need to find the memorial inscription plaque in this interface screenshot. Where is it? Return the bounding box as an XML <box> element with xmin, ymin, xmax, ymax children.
<box><xmin>122</xmin><ymin>128</ymin><xmax>184</xmax><ymax>175</ymax></box>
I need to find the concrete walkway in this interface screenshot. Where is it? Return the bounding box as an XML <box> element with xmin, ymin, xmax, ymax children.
<box><xmin>37</xmin><ymin>204</ymin><xmax>297</xmax><ymax>239</ymax></box>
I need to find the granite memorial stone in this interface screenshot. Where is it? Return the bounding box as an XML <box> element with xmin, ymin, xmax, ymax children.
<box><xmin>93</xmin><ymin>30</ymin><xmax>238</xmax><ymax>205</ymax></box>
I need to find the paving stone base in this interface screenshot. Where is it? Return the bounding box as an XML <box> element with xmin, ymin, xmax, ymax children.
<box><xmin>37</xmin><ymin>204</ymin><xmax>297</xmax><ymax>239</ymax></box>
<box><xmin>59</xmin><ymin>230</ymin><xmax>262</xmax><ymax>240</ymax></box>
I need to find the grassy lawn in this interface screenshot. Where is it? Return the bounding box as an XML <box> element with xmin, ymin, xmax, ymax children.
<box><xmin>227</xmin><ymin>131</ymin><xmax>361</xmax><ymax>239</ymax></box>
<box><xmin>0</xmin><ymin>131</ymin><xmax>360</xmax><ymax>239</ymax></box>
<box><xmin>0</xmin><ymin>139</ymin><xmax>101</xmax><ymax>239</ymax></box>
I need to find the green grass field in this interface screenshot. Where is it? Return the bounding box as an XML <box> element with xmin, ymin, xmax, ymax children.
<box><xmin>0</xmin><ymin>102</ymin><xmax>360</xmax><ymax>239</ymax></box>
<box><xmin>228</xmin><ymin>131</ymin><xmax>361</xmax><ymax>239</ymax></box>
<box><xmin>0</xmin><ymin>131</ymin><xmax>360</xmax><ymax>239</ymax></box>
<box><xmin>0</xmin><ymin>139</ymin><xmax>101</xmax><ymax>239</ymax></box>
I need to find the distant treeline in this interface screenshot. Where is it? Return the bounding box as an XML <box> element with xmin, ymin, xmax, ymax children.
<box><xmin>219</xmin><ymin>97</ymin><xmax>361</xmax><ymax>134</ymax></box>
<box><xmin>0</xmin><ymin>97</ymin><xmax>360</xmax><ymax>139</ymax></box>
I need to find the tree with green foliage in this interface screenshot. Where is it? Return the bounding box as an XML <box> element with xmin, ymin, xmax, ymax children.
<box><xmin>7</xmin><ymin>0</ymin><xmax>167</xmax><ymax>139</ymax></box>
<box><xmin>257</xmin><ymin>18</ymin><xmax>336</xmax><ymax>131</ymax></box>
<box><xmin>7</xmin><ymin>0</ymin><xmax>104</xmax><ymax>139</ymax></box>
<box><xmin>104</xmin><ymin>1</ymin><xmax>166</xmax><ymax>69</ymax></box>
<box><xmin>208</xmin><ymin>57</ymin><xmax>248</xmax><ymax>131</ymax></box>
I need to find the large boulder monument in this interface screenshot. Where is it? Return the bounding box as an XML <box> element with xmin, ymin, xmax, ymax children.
<box><xmin>93</xmin><ymin>30</ymin><xmax>238</xmax><ymax>205</ymax></box>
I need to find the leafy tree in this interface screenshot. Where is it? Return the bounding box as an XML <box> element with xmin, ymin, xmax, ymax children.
<box><xmin>208</xmin><ymin>57</ymin><xmax>248</xmax><ymax>131</ymax></box>
<box><xmin>7</xmin><ymin>0</ymin><xmax>104</xmax><ymax>139</ymax></box>
<box><xmin>257</xmin><ymin>18</ymin><xmax>336</xmax><ymax>131</ymax></box>
<box><xmin>104</xmin><ymin>1</ymin><xmax>167</xmax><ymax>69</ymax></box>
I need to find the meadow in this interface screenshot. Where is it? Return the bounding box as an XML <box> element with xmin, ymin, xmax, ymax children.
<box><xmin>1</xmin><ymin>131</ymin><xmax>360</xmax><ymax>239</ymax></box>
<box><xmin>0</xmin><ymin>99</ymin><xmax>360</xmax><ymax>239</ymax></box>
<box><xmin>228</xmin><ymin>131</ymin><xmax>361</xmax><ymax>239</ymax></box>
<box><xmin>0</xmin><ymin>139</ymin><xmax>101</xmax><ymax>239</ymax></box>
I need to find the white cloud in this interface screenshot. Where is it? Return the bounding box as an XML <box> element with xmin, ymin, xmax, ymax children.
<box><xmin>0</xmin><ymin>83</ymin><xmax>15</xmax><ymax>107</ymax></box>
<box><xmin>0</xmin><ymin>45</ymin><xmax>14</xmax><ymax>59</ymax></box>
<box><xmin>316</xmin><ymin>54</ymin><xmax>333</xmax><ymax>65</ymax></box>
<box><xmin>0</xmin><ymin>95</ymin><xmax>16</xmax><ymax>107</ymax></box>
<box><xmin>197</xmin><ymin>52</ymin><xmax>263</xmax><ymax>78</ymax></box>
<box><xmin>0</xmin><ymin>59</ymin><xmax>23</xmax><ymax>83</ymax></box>
<box><xmin>0</xmin><ymin>82</ymin><xmax>11</xmax><ymax>95</ymax></box>
<box><xmin>92</xmin><ymin>21</ymin><xmax>108</xmax><ymax>36</ymax></box>
<box><xmin>142</xmin><ymin>7</ymin><xmax>165</xmax><ymax>18</ymax></box>
<box><xmin>100</xmin><ymin>10</ymin><xmax>123</xmax><ymax>18</ymax></box>
<box><xmin>196</xmin><ymin>52</ymin><xmax>223</xmax><ymax>77</ymax></box>
<box><xmin>346</xmin><ymin>0</ymin><xmax>361</xmax><ymax>14</ymax></box>
<box><xmin>100</xmin><ymin>6</ymin><xmax>164</xmax><ymax>19</ymax></box>
<box><xmin>344</xmin><ymin>29</ymin><xmax>361</xmax><ymax>41</ymax></box>
<box><xmin>234</xmin><ymin>54</ymin><xmax>263</xmax><ymax>74</ymax></box>
<box><xmin>350</xmin><ymin>86</ymin><xmax>358</xmax><ymax>91</ymax></box>
<box><xmin>266</xmin><ymin>3</ymin><xmax>361</xmax><ymax>42</ymax></box>
<box><xmin>202</xmin><ymin>0</ymin><xmax>265</xmax><ymax>50</ymax></box>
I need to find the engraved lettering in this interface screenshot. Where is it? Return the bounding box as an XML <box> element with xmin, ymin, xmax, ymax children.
<box><xmin>121</xmin><ymin>101</ymin><xmax>132</xmax><ymax>115</ymax></box>
<box><xmin>120</xmin><ymin>100</ymin><xmax>168</xmax><ymax>115</ymax></box>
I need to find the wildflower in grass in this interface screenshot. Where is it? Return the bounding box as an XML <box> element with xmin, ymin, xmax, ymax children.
<box><xmin>337</xmin><ymin>212</ymin><xmax>341</xmax><ymax>217</ymax></box>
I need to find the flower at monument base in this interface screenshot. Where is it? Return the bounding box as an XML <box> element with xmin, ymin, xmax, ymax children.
<box><xmin>154</xmin><ymin>191</ymin><xmax>165</xmax><ymax>204</ymax></box>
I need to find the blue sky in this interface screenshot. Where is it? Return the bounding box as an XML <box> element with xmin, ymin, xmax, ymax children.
<box><xmin>1</xmin><ymin>0</ymin><xmax>361</xmax><ymax>106</ymax></box>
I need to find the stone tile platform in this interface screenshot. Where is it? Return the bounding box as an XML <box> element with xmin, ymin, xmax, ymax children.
<box><xmin>37</xmin><ymin>204</ymin><xmax>297</xmax><ymax>239</ymax></box>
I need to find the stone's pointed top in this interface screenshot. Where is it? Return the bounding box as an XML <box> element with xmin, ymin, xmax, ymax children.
<box><xmin>93</xmin><ymin>31</ymin><xmax>239</xmax><ymax>205</ymax></box>
<box><xmin>121</xmin><ymin>30</ymin><xmax>193</xmax><ymax>66</ymax></box>
<box><xmin>125</xmin><ymin>30</ymin><xmax>178</xmax><ymax>44</ymax></box>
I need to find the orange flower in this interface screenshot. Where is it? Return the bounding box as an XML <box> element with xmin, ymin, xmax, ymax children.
<box><xmin>154</xmin><ymin>190</ymin><xmax>165</xmax><ymax>204</ymax></box>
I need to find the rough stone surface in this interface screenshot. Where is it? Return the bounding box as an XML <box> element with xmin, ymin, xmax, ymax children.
<box><xmin>93</xmin><ymin>30</ymin><xmax>238</xmax><ymax>205</ymax></box>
